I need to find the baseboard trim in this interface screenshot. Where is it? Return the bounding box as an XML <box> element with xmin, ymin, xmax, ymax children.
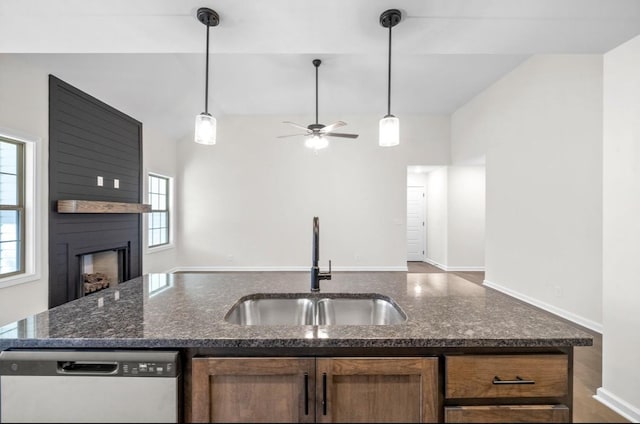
<box><xmin>423</xmin><ymin>258</ymin><xmax>485</xmax><ymax>272</ymax></box>
<box><xmin>483</xmin><ymin>279</ymin><xmax>603</xmax><ymax>334</ymax></box>
<box><xmin>172</xmin><ymin>265</ymin><xmax>408</xmax><ymax>272</ymax></box>
<box><xmin>424</xmin><ymin>258</ymin><xmax>447</xmax><ymax>270</ymax></box>
<box><xmin>594</xmin><ymin>387</ymin><xmax>640</xmax><ymax>422</ymax></box>
<box><xmin>446</xmin><ymin>265</ymin><xmax>486</xmax><ymax>272</ymax></box>
<box><xmin>164</xmin><ymin>267</ymin><xmax>181</xmax><ymax>274</ymax></box>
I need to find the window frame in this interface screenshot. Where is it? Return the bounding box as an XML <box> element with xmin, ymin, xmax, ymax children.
<box><xmin>0</xmin><ymin>128</ymin><xmax>40</xmax><ymax>289</ymax></box>
<box><xmin>147</xmin><ymin>173</ymin><xmax>172</xmax><ymax>249</ymax></box>
<box><xmin>0</xmin><ymin>136</ymin><xmax>26</xmax><ymax>278</ymax></box>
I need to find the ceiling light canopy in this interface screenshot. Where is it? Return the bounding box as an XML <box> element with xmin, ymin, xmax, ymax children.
<box><xmin>194</xmin><ymin>7</ymin><xmax>219</xmax><ymax>145</ymax></box>
<box><xmin>379</xmin><ymin>9</ymin><xmax>402</xmax><ymax>147</ymax></box>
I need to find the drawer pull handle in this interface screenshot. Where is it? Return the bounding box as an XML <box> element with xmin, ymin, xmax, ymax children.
<box><xmin>322</xmin><ymin>372</ymin><xmax>327</xmax><ymax>415</ymax></box>
<box><xmin>493</xmin><ymin>375</ymin><xmax>535</xmax><ymax>385</ymax></box>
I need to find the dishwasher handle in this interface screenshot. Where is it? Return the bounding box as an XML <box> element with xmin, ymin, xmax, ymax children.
<box><xmin>58</xmin><ymin>361</ymin><xmax>118</xmax><ymax>374</ymax></box>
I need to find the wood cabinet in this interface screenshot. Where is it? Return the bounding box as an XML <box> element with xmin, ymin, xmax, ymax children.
<box><xmin>191</xmin><ymin>357</ymin><xmax>438</xmax><ymax>423</ymax></box>
<box><xmin>317</xmin><ymin>357</ymin><xmax>439</xmax><ymax>423</ymax></box>
<box><xmin>444</xmin><ymin>354</ymin><xmax>570</xmax><ymax>423</ymax></box>
<box><xmin>191</xmin><ymin>357</ymin><xmax>315</xmax><ymax>423</ymax></box>
<box><xmin>190</xmin><ymin>353</ymin><xmax>572</xmax><ymax>423</ymax></box>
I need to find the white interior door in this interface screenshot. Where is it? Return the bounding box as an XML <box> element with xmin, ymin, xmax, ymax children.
<box><xmin>407</xmin><ymin>186</ymin><xmax>425</xmax><ymax>261</ymax></box>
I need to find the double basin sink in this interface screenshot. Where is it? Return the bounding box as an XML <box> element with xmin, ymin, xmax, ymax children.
<box><xmin>225</xmin><ymin>293</ymin><xmax>407</xmax><ymax>326</ymax></box>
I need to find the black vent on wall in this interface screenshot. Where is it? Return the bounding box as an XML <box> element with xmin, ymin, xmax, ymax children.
<box><xmin>48</xmin><ymin>75</ymin><xmax>143</xmax><ymax>308</ymax></box>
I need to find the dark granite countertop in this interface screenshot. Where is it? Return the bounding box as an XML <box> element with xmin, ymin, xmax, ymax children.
<box><xmin>0</xmin><ymin>272</ymin><xmax>593</xmax><ymax>350</ymax></box>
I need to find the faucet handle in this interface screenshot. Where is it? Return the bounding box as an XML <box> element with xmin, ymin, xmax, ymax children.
<box><xmin>318</xmin><ymin>260</ymin><xmax>332</xmax><ymax>281</ymax></box>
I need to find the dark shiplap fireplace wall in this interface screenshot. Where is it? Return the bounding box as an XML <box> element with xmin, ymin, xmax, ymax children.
<box><xmin>48</xmin><ymin>76</ymin><xmax>143</xmax><ymax>308</ymax></box>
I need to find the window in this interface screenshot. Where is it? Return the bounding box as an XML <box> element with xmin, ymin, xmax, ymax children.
<box><xmin>148</xmin><ymin>174</ymin><xmax>170</xmax><ymax>248</ymax></box>
<box><xmin>0</xmin><ymin>137</ymin><xmax>25</xmax><ymax>278</ymax></box>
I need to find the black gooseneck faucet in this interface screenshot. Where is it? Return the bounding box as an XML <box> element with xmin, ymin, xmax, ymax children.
<box><xmin>311</xmin><ymin>216</ymin><xmax>331</xmax><ymax>292</ymax></box>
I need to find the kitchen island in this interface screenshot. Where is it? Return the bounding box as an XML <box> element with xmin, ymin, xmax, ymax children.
<box><xmin>0</xmin><ymin>271</ymin><xmax>592</xmax><ymax>422</ymax></box>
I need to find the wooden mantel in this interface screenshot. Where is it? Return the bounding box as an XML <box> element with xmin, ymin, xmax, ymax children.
<box><xmin>57</xmin><ymin>200</ymin><xmax>151</xmax><ymax>214</ymax></box>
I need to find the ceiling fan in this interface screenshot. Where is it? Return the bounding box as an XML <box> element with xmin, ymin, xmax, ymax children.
<box><xmin>278</xmin><ymin>59</ymin><xmax>359</xmax><ymax>149</ymax></box>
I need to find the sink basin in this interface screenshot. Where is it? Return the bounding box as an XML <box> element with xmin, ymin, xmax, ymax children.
<box><xmin>315</xmin><ymin>298</ymin><xmax>405</xmax><ymax>325</ymax></box>
<box><xmin>224</xmin><ymin>297</ymin><xmax>315</xmax><ymax>326</ymax></box>
<box><xmin>225</xmin><ymin>293</ymin><xmax>407</xmax><ymax>326</ymax></box>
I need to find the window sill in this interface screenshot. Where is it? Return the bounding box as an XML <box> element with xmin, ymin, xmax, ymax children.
<box><xmin>0</xmin><ymin>272</ymin><xmax>41</xmax><ymax>290</ymax></box>
<box><xmin>145</xmin><ymin>243</ymin><xmax>175</xmax><ymax>254</ymax></box>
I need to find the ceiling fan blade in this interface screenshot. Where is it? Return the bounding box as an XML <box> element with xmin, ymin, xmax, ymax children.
<box><xmin>325</xmin><ymin>132</ymin><xmax>359</xmax><ymax>139</ymax></box>
<box><xmin>277</xmin><ymin>133</ymin><xmax>309</xmax><ymax>139</ymax></box>
<box><xmin>282</xmin><ymin>121</ymin><xmax>310</xmax><ymax>131</ymax></box>
<box><xmin>321</xmin><ymin>121</ymin><xmax>347</xmax><ymax>133</ymax></box>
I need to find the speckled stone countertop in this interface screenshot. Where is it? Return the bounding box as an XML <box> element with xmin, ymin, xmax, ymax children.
<box><xmin>0</xmin><ymin>272</ymin><xmax>592</xmax><ymax>350</ymax></box>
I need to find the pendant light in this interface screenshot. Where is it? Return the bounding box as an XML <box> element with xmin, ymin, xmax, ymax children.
<box><xmin>379</xmin><ymin>9</ymin><xmax>402</xmax><ymax>147</ymax></box>
<box><xmin>194</xmin><ymin>7</ymin><xmax>220</xmax><ymax>145</ymax></box>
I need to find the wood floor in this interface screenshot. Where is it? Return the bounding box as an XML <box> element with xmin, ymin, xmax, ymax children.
<box><xmin>407</xmin><ymin>261</ymin><xmax>629</xmax><ymax>423</ymax></box>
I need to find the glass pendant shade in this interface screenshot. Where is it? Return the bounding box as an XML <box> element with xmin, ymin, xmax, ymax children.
<box><xmin>379</xmin><ymin>115</ymin><xmax>399</xmax><ymax>147</ymax></box>
<box><xmin>304</xmin><ymin>134</ymin><xmax>329</xmax><ymax>150</ymax></box>
<box><xmin>194</xmin><ymin>113</ymin><xmax>217</xmax><ymax>145</ymax></box>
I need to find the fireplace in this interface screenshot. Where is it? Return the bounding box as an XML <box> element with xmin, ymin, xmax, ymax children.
<box><xmin>48</xmin><ymin>76</ymin><xmax>143</xmax><ymax>308</ymax></box>
<box><xmin>79</xmin><ymin>247</ymin><xmax>128</xmax><ymax>295</ymax></box>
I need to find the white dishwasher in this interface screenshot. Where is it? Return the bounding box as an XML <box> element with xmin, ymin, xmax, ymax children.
<box><xmin>0</xmin><ymin>350</ymin><xmax>180</xmax><ymax>423</ymax></box>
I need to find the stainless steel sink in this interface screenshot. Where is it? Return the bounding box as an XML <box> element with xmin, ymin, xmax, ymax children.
<box><xmin>315</xmin><ymin>298</ymin><xmax>405</xmax><ymax>325</ymax></box>
<box><xmin>224</xmin><ymin>293</ymin><xmax>407</xmax><ymax>326</ymax></box>
<box><xmin>224</xmin><ymin>297</ymin><xmax>315</xmax><ymax>326</ymax></box>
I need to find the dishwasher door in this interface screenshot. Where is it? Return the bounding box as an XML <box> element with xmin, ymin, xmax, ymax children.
<box><xmin>0</xmin><ymin>350</ymin><xmax>180</xmax><ymax>423</ymax></box>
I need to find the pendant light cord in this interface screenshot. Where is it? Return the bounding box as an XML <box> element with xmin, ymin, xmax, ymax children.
<box><xmin>315</xmin><ymin>63</ymin><xmax>319</xmax><ymax>125</ymax></box>
<box><xmin>387</xmin><ymin>23</ymin><xmax>392</xmax><ymax>116</ymax></box>
<box><xmin>204</xmin><ymin>23</ymin><xmax>210</xmax><ymax>114</ymax></box>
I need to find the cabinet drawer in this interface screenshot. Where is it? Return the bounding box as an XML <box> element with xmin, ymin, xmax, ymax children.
<box><xmin>444</xmin><ymin>405</ymin><xmax>570</xmax><ymax>423</ymax></box>
<box><xmin>445</xmin><ymin>354</ymin><xmax>568</xmax><ymax>399</ymax></box>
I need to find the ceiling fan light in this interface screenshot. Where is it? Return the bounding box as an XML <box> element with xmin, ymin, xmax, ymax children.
<box><xmin>379</xmin><ymin>115</ymin><xmax>399</xmax><ymax>147</ymax></box>
<box><xmin>195</xmin><ymin>113</ymin><xmax>217</xmax><ymax>145</ymax></box>
<box><xmin>305</xmin><ymin>134</ymin><xmax>329</xmax><ymax>150</ymax></box>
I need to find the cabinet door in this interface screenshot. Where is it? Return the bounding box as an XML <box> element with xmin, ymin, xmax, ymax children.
<box><xmin>316</xmin><ymin>357</ymin><xmax>439</xmax><ymax>423</ymax></box>
<box><xmin>191</xmin><ymin>357</ymin><xmax>315</xmax><ymax>423</ymax></box>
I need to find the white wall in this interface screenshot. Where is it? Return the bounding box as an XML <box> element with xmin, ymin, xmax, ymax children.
<box><xmin>0</xmin><ymin>56</ymin><xmax>49</xmax><ymax>326</ymax></box>
<box><xmin>447</xmin><ymin>166</ymin><xmax>485</xmax><ymax>270</ymax></box>
<box><xmin>452</xmin><ymin>55</ymin><xmax>603</xmax><ymax>331</ymax></box>
<box><xmin>142</xmin><ymin>128</ymin><xmax>179</xmax><ymax>273</ymax></box>
<box><xmin>407</xmin><ymin>171</ymin><xmax>428</xmax><ymax>188</ymax></box>
<box><xmin>177</xmin><ymin>114</ymin><xmax>450</xmax><ymax>270</ymax></box>
<box><xmin>425</xmin><ymin>167</ymin><xmax>448</xmax><ymax>268</ymax></box>
<box><xmin>422</xmin><ymin>166</ymin><xmax>485</xmax><ymax>271</ymax></box>
<box><xmin>598</xmin><ymin>35</ymin><xmax>640</xmax><ymax>421</ymax></box>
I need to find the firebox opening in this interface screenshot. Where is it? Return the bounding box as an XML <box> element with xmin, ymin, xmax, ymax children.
<box><xmin>80</xmin><ymin>249</ymin><xmax>126</xmax><ymax>295</ymax></box>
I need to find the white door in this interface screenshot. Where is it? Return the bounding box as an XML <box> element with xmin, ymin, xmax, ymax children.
<box><xmin>407</xmin><ymin>186</ymin><xmax>425</xmax><ymax>261</ymax></box>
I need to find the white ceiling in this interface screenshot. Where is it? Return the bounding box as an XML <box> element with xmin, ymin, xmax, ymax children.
<box><xmin>3</xmin><ymin>0</ymin><xmax>640</xmax><ymax>141</ymax></box>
